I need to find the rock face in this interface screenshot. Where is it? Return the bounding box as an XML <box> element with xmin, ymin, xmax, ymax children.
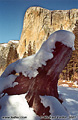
<box><xmin>17</xmin><ymin>7</ymin><xmax>78</xmax><ymax>58</ymax></box>
<box><xmin>0</xmin><ymin>40</ymin><xmax>19</xmax><ymax>75</ymax></box>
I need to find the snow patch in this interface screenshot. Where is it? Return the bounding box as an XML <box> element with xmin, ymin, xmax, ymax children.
<box><xmin>0</xmin><ymin>86</ymin><xmax>78</xmax><ymax>120</ymax></box>
<box><xmin>40</xmin><ymin>95</ymin><xmax>70</xmax><ymax>120</ymax></box>
<box><xmin>73</xmin><ymin>81</ymin><xmax>77</xmax><ymax>85</ymax></box>
<box><xmin>0</xmin><ymin>94</ymin><xmax>40</xmax><ymax>120</ymax></box>
<box><xmin>9</xmin><ymin>40</ymin><xmax>19</xmax><ymax>43</ymax></box>
<box><xmin>58</xmin><ymin>86</ymin><xmax>78</xmax><ymax>119</ymax></box>
<box><xmin>1</xmin><ymin>43</ymin><xmax>8</xmax><ymax>47</ymax></box>
<box><xmin>59</xmin><ymin>94</ymin><xmax>66</xmax><ymax>102</ymax></box>
<box><xmin>0</xmin><ymin>75</ymin><xmax>17</xmax><ymax>93</ymax></box>
<box><xmin>60</xmin><ymin>84</ymin><xmax>69</xmax><ymax>87</ymax></box>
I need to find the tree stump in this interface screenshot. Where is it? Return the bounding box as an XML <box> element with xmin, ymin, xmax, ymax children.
<box><xmin>3</xmin><ymin>41</ymin><xmax>72</xmax><ymax>116</ymax></box>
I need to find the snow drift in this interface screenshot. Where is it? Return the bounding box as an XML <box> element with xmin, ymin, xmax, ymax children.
<box><xmin>0</xmin><ymin>86</ymin><xmax>78</xmax><ymax>120</ymax></box>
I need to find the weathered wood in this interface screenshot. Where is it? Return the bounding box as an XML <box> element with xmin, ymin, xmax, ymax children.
<box><xmin>3</xmin><ymin>42</ymin><xmax>72</xmax><ymax>116</ymax></box>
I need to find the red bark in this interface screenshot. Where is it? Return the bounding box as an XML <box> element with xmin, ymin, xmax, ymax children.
<box><xmin>3</xmin><ymin>42</ymin><xmax>72</xmax><ymax>116</ymax></box>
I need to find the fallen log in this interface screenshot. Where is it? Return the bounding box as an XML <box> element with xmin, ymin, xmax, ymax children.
<box><xmin>2</xmin><ymin>30</ymin><xmax>75</xmax><ymax>117</ymax></box>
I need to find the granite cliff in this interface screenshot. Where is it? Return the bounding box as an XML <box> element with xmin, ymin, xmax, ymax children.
<box><xmin>0</xmin><ymin>6</ymin><xmax>78</xmax><ymax>76</ymax></box>
<box><xmin>17</xmin><ymin>7</ymin><xmax>78</xmax><ymax>58</ymax></box>
<box><xmin>0</xmin><ymin>40</ymin><xmax>19</xmax><ymax>75</ymax></box>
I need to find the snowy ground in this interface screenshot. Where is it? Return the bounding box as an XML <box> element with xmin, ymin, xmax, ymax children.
<box><xmin>58</xmin><ymin>86</ymin><xmax>78</xmax><ymax>120</ymax></box>
<box><xmin>0</xmin><ymin>86</ymin><xmax>78</xmax><ymax>120</ymax></box>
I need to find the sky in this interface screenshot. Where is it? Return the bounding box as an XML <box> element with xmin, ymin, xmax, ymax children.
<box><xmin>0</xmin><ymin>0</ymin><xmax>78</xmax><ymax>43</ymax></box>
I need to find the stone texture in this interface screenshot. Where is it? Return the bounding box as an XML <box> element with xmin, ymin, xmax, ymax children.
<box><xmin>0</xmin><ymin>40</ymin><xmax>19</xmax><ymax>75</ymax></box>
<box><xmin>17</xmin><ymin>7</ymin><xmax>78</xmax><ymax>58</ymax></box>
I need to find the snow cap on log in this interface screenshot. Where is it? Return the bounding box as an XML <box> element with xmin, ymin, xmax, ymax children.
<box><xmin>1</xmin><ymin>30</ymin><xmax>75</xmax><ymax>79</ymax></box>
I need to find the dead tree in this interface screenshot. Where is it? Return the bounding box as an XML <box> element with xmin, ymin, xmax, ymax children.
<box><xmin>3</xmin><ymin>41</ymin><xmax>72</xmax><ymax>116</ymax></box>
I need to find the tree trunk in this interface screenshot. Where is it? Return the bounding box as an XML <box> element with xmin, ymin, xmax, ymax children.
<box><xmin>3</xmin><ymin>42</ymin><xmax>72</xmax><ymax>116</ymax></box>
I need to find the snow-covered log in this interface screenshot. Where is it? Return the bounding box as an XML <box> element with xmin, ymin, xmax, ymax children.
<box><xmin>1</xmin><ymin>30</ymin><xmax>75</xmax><ymax>117</ymax></box>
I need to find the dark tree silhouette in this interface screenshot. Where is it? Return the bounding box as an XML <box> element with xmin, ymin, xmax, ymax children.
<box><xmin>60</xmin><ymin>20</ymin><xmax>78</xmax><ymax>81</ymax></box>
<box><xmin>32</xmin><ymin>41</ymin><xmax>36</xmax><ymax>54</ymax></box>
<box><xmin>28</xmin><ymin>41</ymin><xmax>32</xmax><ymax>56</ymax></box>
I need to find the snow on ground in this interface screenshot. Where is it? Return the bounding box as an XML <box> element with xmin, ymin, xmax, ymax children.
<box><xmin>0</xmin><ymin>86</ymin><xmax>78</xmax><ymax>120</ymax></box>
<box><xmin>0</xmin><ymin>93</ymin><xmax>40</xmax><ymax>120</ymax></box>
<box><xmin>1</xmin><ymin>30</ymin><xmax>75</xmax><ymax>79</ymax></box>
<box><xmin>58</xmin><ymin>86</ymin><xmax>78</xmax><ymax>120</ymax></box>
<box><xmin>40</xmin><ymin>95</ymin><xmax>69</xmax><ymax>120</ymax></box>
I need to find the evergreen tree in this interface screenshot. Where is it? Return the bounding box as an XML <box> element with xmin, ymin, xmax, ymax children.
<box><xmin>23</xmin><ymin>39</ymin><xmax>27</xmax><ymax>58</ymax></box>
<box><xmin>23</xmin><ymin>52</ymin><xmax>27</xmax><ymax>58</ymax></box>
<box><xmin>72</xmin><ymin>20</ymin><xmax>78</xmax><ymax>75</ymax></box>
<box><xmin>69</xmin><ymin>10</ymin><xmax>70</xmax><ymax>19</ymax></box>
<box><xmin>60</xmin><ymin>24</ymin><xmax>63</xmax><ymax>30</ymax></box>
<box><xmin>60</xmin><ymin>20</ymin><xmax>78</xmax><ymax>81</ymax></box>
<box><xmin>7</xmin><ymin>44</ymin><xmax>19</xmax><ymax>66</ymax></box>
<box><xmin>28</xmin><ymin>41</ymin><xmax>32</xmax><ymax>56</ymax></box>
<box><xmin>32</xmin><ymin>41</ymin><xmax>36</xmax><ymax>54</ymax></box>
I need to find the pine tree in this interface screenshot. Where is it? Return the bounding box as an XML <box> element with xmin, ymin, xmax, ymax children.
<box><xmin>69</xmin><ymin>10</ymin><xmax>70</xmax><ymax>19</ymax></box>
<box><xmin>7</xmin><ymin>44</ymin><xmax>19</xmax><ymax>66</ymax></box>
<box><xmin>32</xmin><ymin>41</ymin><xmax>36</xmax><ymax>54</ymax></box>
<box><xmin>60</xmin><ymin>20</ymin><xmax>78</xmax><ymax>81</ymax></box>
<box><xmin>72</xmin><ymin>20</ymin><xmax>78</xmax><ymax>78</ymax></box>
<box><xmin>23</xmin><ymin>52</ymin><xmax>27</xmax><ymax>58</ymax></box>
<box><xmin>60</xmin><ymin>24</ymin><xmax>63</xmax><ymax>30</ymax></box>
<box><xmin>23</xmin><ymin>39</ymin><xmax>27</xmax><ymax>58</ymax></box>
<box><xmin>28</xmin><ymin>41</ymin><xmax>32</xmax><ymax>56</ymax></box>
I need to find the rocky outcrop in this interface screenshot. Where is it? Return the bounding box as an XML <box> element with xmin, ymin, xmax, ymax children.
<box><xmin>0</xmin><ymin>40</ymin><xmax>19</xmax><ymax>75</ymax></box>
<box><xmin>17</xmin><ymin>7</ymin><xmax>78</xmax><ymax>58</ymax></box>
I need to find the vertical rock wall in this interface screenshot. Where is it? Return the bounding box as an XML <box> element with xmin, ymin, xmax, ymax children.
<box><xmin>0</xmin><ymin>40</ymin><xmax>19</xmax><ymax>75</ymax></box>
<box><xmin>17</xmin><ymin>7</ymin><xmax>78</xmax><ymax>58</ymax></box>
